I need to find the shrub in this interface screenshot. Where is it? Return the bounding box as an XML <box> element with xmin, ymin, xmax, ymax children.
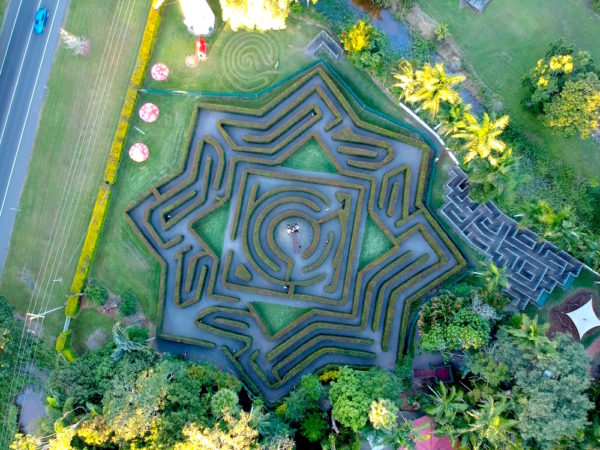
<box><xmin>210</xmin><ymin>388</ymin><xmax>240</xmax><ymax>417</ymax></box>
<box><xmin>409</xmin><ymin>31</ymin><xmax>435</xmax><ymax>66</ymax></box>
<box><xmin>340</xmin><ymin>20</ymin><xmax>390</xmax><ymax>76</ymax></box>
<box><xmin>55</xmin><ymin>331</ymin><xmax>72</xmax><ymax>352</ymax></box>
<box><xmin>119</xmin><ymin>290</ymin><xmax>138</xmax><ymax>316</ymax></box>
<box><xmin>127</xmin><ymin>325</ymin><xmax>149</xmax><ymax>343</ymax></box>
<box><xmin>65</xmin><ymin>295</ymin><xmax>81</xmax><ymax>317</ymax></box>
<box><xmin>435</xmin><ymin>22</ymin><xmax>449</xmax><ymax>42</ymax></box>
<box><xmin>301</xmin><ymin>412</ymin><xmax>328</xmax><ymax>442</ymax></box>
<box><xmin>84</xmin><ymin>282</ymin><xmax>108</xmax><ymax>306</ymax></box>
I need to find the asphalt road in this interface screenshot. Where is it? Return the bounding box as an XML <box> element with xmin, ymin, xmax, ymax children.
<box><xmin>0</xmin><ymin>0</ymin><xmax>68</xmax><ymax>274</ymax></box>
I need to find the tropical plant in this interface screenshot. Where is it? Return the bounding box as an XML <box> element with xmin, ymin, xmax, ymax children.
<box><xmin>459</xmin><ymin>396</ymin><xmax>520</xmax><ymax>450</ymax></box>
<box><xmin>438</xmin><ymin>101</ymin><xmax>471</xmax><ymax>137</ymax></box>
<box><xmin>505</xmin><ymin>314</ymin><xmax>556</xmax><ymax>356</ymax></box>
<box><xmin>369</xmin><ymin>398</ymin><xmax>399</xmax><ymax>431</ymax></box>
<box><xmin>425</xmin><ymin>383</ymin><xmax>468</xmax><ymax>427</ymax></box>
<box><xmin>340</xmin><ymin>20</ymin><xmax>386</xmax><ymax>74</ymax></box>
<box><xmin>472</xmin><ymin>261</ymin><xmax>509</xmax><ymax>294</ymax></box>
<box><xmin>452</xmin><ymin>112</ymin><xmax>509</xmax><ymax>166</ymax></box>
<box><xmin>300</xmin><ymin>412</ymin><xmax>328</xmax><ymax>442</ymax></box>
<box><xmin>110</xmin><ymin>323</ymin><xmax>148</xmax><ymax>361</ymax></box>
<box><xmin>435</xmin><ymin>22</ymin><xmax>449</xmax><ymax>42</ymax></box>
<box><xmin>412</xmin><ymin>63</ymin><xmax>465</xmax><ymax>119</ymax></box>
<box><xmin>466</xmin><ymin>148</ymin><xmax>518</xmax><ymax>204</ymax></box>
<box><xmin>393</xmin><ymin>60</ymin><xmax>419</xmax><ymax>103</ymax></box>
<box><xmin>84</xmin><ymin>281</ymin><xmax>108</xmax><ymax>306</ymax></box>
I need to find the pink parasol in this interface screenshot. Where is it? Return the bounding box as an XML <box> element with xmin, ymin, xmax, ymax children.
<box><xmin>139</xmin><ymin>103</ymin><xmax>159</xmax><ymax>123</ymax></box>
<box><xmin>129</xmin><ymin>142</ymin><xmax>149</xmax><ymax>162</ymax></box>
<box><xmin>151</xmin><ymin>63</ymin><xmax>169</xmax><ymax>81</ymax></box>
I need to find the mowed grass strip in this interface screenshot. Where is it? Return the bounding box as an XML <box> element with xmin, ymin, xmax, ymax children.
<box><xmin>417</xmin><ymin>0</ymin><xmax>600</xmax><ymax>180</ymax></box>
<box><xmin>0</xmin><ymin>0</ymin><xmax>148</xmax><ymax>344</ymax></box>
<box><xmin>92</xmin><ymin>94</ymin><xmax>199</xmax><ymax>322</ymax></box>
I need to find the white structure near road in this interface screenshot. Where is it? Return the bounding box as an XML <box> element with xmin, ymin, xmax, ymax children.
<box><xmin>179</xmin><ymin>0</ymin><xmax>215</xmax><ymax>36</ymax></box>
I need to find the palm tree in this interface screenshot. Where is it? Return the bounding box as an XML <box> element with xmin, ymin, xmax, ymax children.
<box><xmin>452</xmin><ymin>113</ymin><xmax>509</xmax><ymax>166</ymax></box>
<box><xmin>505</xmin><ymin>314</ymin><xmax>556</xmax><ymax>356</ymax></box>
<box><xmin>472</xmin><ymin>261</ymin><xmax>509</xmax><ymax>294</ymax></box>
<box><xmin>467</xmin><ymin>148</ymin><xmax>518</xmax><ymax>204</ymax></box>
<box><xmin>411</xmin><ymin>63</ymin><xmax>465</xmax><ymax>119</ymax></box>
<box><xmin>459</xmin><ymin>396</ymin><xmax>520</xmax><ymax>450</ymax></box>
<box><xmin>438</xmin><ymin>101</ymin><xmax>471</xmax><ymax>137</ymax></box>
<box><xmin>393</xmin><ymin>60</ymin><xmax>421</xmax><ymax>105</ymax></box>
<box><xmin>426</xmin><ymin>382</ymin><xmax>468</xmax><ymax>427</ymax></box>
<box><xmin>111</xmin><ymin>323</ymin><xmax>149</xmax><ymax>360</ymax></box>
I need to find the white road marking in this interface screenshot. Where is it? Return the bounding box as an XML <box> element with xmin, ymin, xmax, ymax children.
<box><xmin>0</xmin><ymin>0</ymin><xmax>41</xmax><ymax>146</ymax></box>
<box><xmin>0</xmin><ymin>0</ymin><xmax>58</xmax><ymax>219</ymax></box>
<box><xmin>0</xmin><ymin>0</ymin><xmax>26</xmax><ymax>75</ymax></box>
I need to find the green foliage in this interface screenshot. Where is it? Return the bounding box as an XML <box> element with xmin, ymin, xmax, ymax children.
<box><xmin>126</xmin><ymin>325</ymin><xmax>149</xmax><ymax>343</ymax></box>
<box><xmin>419</xmin><ymin>292</ymin><xmax>492</xmax><ymax>353</ymax></box>
<box><xmin>544</xmin><ymin>73</ymin><xmax>600</xmax><ymax>138</ymax></box>
<box><xmin>84</xmin><ymin>281</ymin><xmax>108</xmax><ymax>306</ymax></box>
<box><xmin>119</xmin><ymin>290</ymin><xmax>137</xmax><ymax>316</ymax></box>
<box><xmin>522</xmin><ymin>39</ymin><xmax>600</xmax><ymax>137</ymax></box>
<box><xmin>369</xmin><ymin>398</ymin><xmax>399</xmax><ymax>430</ymax></box>
<box><xmin>329</xmin><ymin>366</ymin><xmax>401</xmax><ymax>431</ymax></box>
<box><xmin>435</xmin><ymin>22</ymin><xmax>449</xmax><ymax>42</ymax></box>
<box><xmin>485</xmin><ymin>329</ymin><xmax>592</xmax><ymax>448</ymax></box>
<box><xmin>110</xmin><ymin>323</ymin><xmax>148</xmax><ymax>360</ymax></box>
<box><xmin>409</xmin><ymin>32</ymin><xmax>435</xmax><ymax>67</ymax></box>
<box><xmin>283</xmin><ymin>373</ymin><xmax>324</xmax><ymax>423</ymax></box>
<box><xmin>340</xmin><ymin>21</ymin><xmax>387</xmax><ymax>75</ymax></box>
<box><xmin>211</xmin><ymin>388</ymin><xmax>240</xmax><ymax>418</ymax></box>
<box><xmin>425</xmin><ymin>382</ymin><xmax>468</xmax><ymax>429</ymax></box>
<box><xmin>467</xmin><ymin>352</ymin><xmax>510</xmax><ymax>387</ymax></box>
<box><xmin>301</xmin><ymin>411</ymin><xmax>328</xmax><ymax>442</ymax></box>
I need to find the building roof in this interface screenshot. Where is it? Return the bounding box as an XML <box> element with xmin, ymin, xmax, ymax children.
<box><xmin>401</xmin><ymin>416</ymin><xmax>453</xmax><ymax>450</ymax></box>
<box><xmin>466</xmin><ymin>0</ymin><xmax>490</xmax><ymax>12</ymax></box>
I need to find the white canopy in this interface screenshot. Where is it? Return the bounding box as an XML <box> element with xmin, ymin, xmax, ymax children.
<box><xmin>566</xmin><ymin>298</ymin><xmax>600</xmax><ymax>339</ymax></box>
<box><xmin>180</xmin><ymin>0</ymin><xmax>215</xmax><ymax>36</ymax></box>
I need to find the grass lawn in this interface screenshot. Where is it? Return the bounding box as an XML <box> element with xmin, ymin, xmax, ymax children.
<box><xmin>92</xmin><ymin>94</ymin><xmax>199</xmax><ymax>322</ymax></box>
<box><xmin>0</xmin><ymin>0</ymin><xmax>6</xmax><ymax>28</ymax></box>
<box><xmin>0</xmin><ymin>0</ymin><xmax>148</xmax><ymax>345</ymax></box>
<box><xmin>282</xmin><ymin>137</ymin><xmax>338</xmax><ymax>174</ymax></box>
<box><xmin>417</xmin><ymin>0</ymin><xmax>600</xmax><ymax>202</ymax></box>
<box><xmin>250</xmin><ymin>301</ymin><xmax>309</xmax><ymax>336</ymax></box>
<box><xmin>70</xmin><ymin>308</ymin><xmax>115</xmax><ymax>354</ymax></box>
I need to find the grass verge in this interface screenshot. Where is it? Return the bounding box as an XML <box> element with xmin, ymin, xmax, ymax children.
<box><xmin>0</xmin><ymin>0</ymin><xmax>148</xmax><ymax>345</ymax></box>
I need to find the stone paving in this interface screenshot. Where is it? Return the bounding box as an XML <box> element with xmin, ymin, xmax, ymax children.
<box><xmin>440</xmin><ymin>167</ymin><xmax>583</xmax><ymax>310</ymax></box>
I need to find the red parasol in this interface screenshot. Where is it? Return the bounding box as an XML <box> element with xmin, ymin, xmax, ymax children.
<box><xmin>129</xmin><ymin>142</ymin><xmax>149</xmax><ymax>162</ymax></box>
<box><xmin>139</xmin><ymin>103</ymin><xmax>159</xmax><ymax>123</ymax></box>
<box><xmin>151</xmin><ymin>63</ymin><xmax>169</xmax><ymax>81</ymax></box>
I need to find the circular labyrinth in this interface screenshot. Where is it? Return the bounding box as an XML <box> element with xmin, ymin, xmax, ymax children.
<box><xmin>221</xmin><ymin>32</ymin><xmax>280</xmax><ymax>92</ymax></box>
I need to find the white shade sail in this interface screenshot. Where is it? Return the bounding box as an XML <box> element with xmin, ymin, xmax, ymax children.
<box><xmin>566</xmin><ymin>298</ymin><xmax>600</xmax><ymax>339</ymax></box>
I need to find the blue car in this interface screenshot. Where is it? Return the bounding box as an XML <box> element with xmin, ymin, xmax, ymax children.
<box><xmin>33</xmin><ymin>7</ymin><xmax>48</xmax><ymax>34</ymax></box>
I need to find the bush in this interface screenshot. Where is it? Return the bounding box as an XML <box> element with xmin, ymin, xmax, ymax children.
<box><xmin>84</xmin><ymin>282</ymin><xmax>108</xmax><ymax>306</ymax></box>
<box><xmin>55</xmin><ymin>331</ymin><xmax>72</xmax><ymax>352</ymax></box>
<box><xmin>409</xmin><ymin>32</ymin><xmax>435</xmax><ymax>67</ymax></box>
<box><xmin>127</xmin><ymin>325</ymin><xmax>149</xmax><ymax>343</ymax></box>
<box><xmin>119</xmin><ymin>290</ymin><xmax>138</xmax><ymax>316</ymax></box>
<box><xmin>65</xmin><ymin>295</ymin><xmax>81</xmax><ymax>317</ymax></box>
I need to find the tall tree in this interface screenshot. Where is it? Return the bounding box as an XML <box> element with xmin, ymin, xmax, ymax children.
<box><xmin>544</xmin><ymin>73</ymin><xmax>600</xmax><ymax>138</ymax></box>
<box><xmin>472</xmin><ymin>261</ymin><xmax>509</xmax><ymax>294</ymax></box>
<box><xmin>411</xmin><ymin>63</ymin><xmax>465</xmax><ymax>119</ymax></box>
<box><xmin>452</xmin><ymin>113</ymin><xmax>509</xmax><ymax>166</ymax></box>
<box><xmin>459</xmin><ymin>396</ymin><xmax>520</xmax><ymax>450</ymax></box>
<box><xmin>425</xmin><ymin>383</ymin><xmax>468</xmax><ymax>427</ymax></box>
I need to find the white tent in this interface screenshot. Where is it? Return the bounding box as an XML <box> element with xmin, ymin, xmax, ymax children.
<box><xmin>566</xmin><ymin>298</ymin><xmax>600</xmax><ymax>339</ymax></box>
<box><xmin>180</xmin><ymin>0</ymin><xmax>215</xmax><ymax>36</ymax></box>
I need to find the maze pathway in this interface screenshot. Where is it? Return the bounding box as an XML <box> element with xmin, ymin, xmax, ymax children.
<box><xmin>127</xmin><ymin>64</ymin><xmax>465</xmax><ymax>401</ymax></box>
<box><xmin>440</xmin><ymin>167</ymin><xmax>583</xmax><ymax>310</ymax></box>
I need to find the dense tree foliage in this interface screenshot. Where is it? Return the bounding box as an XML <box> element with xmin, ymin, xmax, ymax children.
<box><xmin>84</xmin><ymin>281</ymin><xmax>108</xmax><ymax>306</ymax></box>
<box><xmin>522</xmin><ymin>39</ymin><xmax>600</xmax><ymax>138</ymax></box>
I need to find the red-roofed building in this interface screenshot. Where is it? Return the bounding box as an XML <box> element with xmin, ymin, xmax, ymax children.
<box><xmin>402</xmin><ymin>416</ymin><xmax>453</xmax><ymax>450</ymax></box>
